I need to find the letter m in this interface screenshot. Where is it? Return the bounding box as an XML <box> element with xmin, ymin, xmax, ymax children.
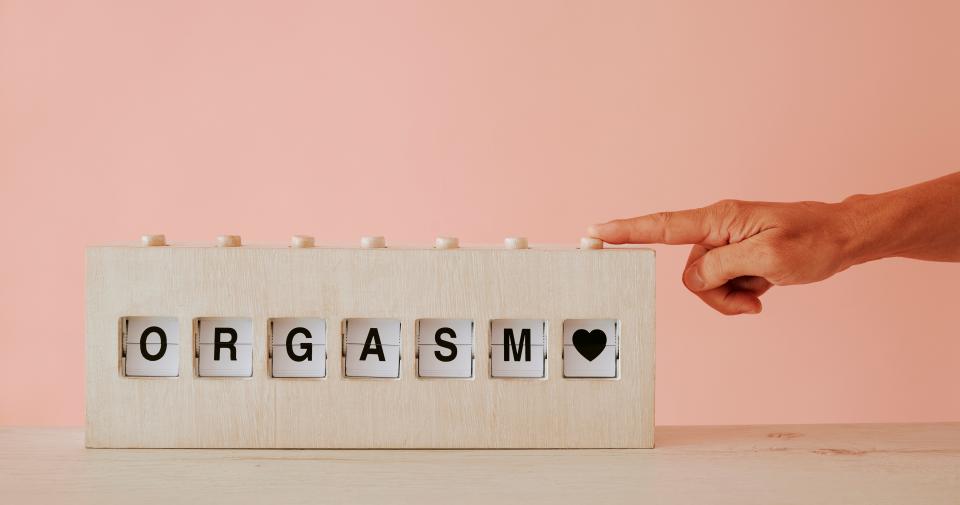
<box><xmin>503</xmin><ymin>328</ymin><xmax>531</xmax><ymax>362</ymax></box>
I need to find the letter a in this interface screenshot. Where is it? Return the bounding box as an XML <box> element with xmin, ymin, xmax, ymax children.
<box><xmin>359</xmin><ymin>327</ymin><xmax>386</xmax><ymax>361</ymax></box>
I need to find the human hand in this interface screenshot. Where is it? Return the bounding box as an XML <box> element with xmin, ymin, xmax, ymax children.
<box><xmin>588</xmin><ymin>200</ymin><xmax>861</xmax><ymax>315</ymax></box>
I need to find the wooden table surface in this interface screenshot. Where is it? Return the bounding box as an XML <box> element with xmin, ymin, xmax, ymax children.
<box><xmin>1</xmin><ymin>424</ymin><xmax>958</xmax><ymax>504</ymax></box>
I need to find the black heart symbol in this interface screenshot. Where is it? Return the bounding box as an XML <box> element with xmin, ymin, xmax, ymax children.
<box><xmin>572</xmin><ymin>329</ymin><xmax>606</xmax><ymax>361</ymax></box>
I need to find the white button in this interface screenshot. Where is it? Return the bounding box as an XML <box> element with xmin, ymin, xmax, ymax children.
<box><xmin>490</xmin><ymin>319</ymin><xmax>546</xmax><ymax>378</ymax></box>
<box><xmin>123</xmin><ymin>316</ymin><xmax>179</xmax><ymax>377</ymax></box>
<box><xmin>197</xmin><ymin>317</ymin><xmax>253</xmax><ymax>377</ymax></box>
<box><xmin>504</xmin><ymin>237</ymin><xmax>528</xmax><ymax>249</ymax></box>
<box><xmin>271</xmin><ymin>318</ymin><xmax>326</xmax><ymax>378</ymax></box>
<box><xmin>360</xmin><ymin>236</ymin><xmax>386</xmax><ymax>249</ymax></box>
<box><xmin>563</xmin><ymin>319</ymin><xmax>618</xmax><ymax>378</ymax></box>
<box><xmin>141</xmin><ymin>234</ymin><xmax>166</xmax><ymax>247</ymax></box>
<box><xmin>344</xmin><ymin>318</ymin><xmax>401</xmax><ymax>378</ymax></box>
<box><xmin>216</xmin><ymin>235</ymin><xmax>242</xmax><ymax>247</ymax></box>
<box><xmin>290</xmin><ymin>235</ymin><xmax>315</xmax><ymax>248</ymax></box>
<box><xmin>580</xmin><ymin>237</ymin><xmax>603</xmax><ymax>249</ymax></box>
<box><xmin>417</xmin><ymin>319</ymin><xmax>473</xmax><ymax>378</ymax></box>
<box><xmin>435</xmin><ymin>237</ymin><xmax>459</xmax><ymax>249</ymax></box>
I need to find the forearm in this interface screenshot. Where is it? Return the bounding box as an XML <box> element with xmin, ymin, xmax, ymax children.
<box><xmin>840</xmin><ymin>171</ymin><xmax>960</xmax><ymax>266</ymax></box>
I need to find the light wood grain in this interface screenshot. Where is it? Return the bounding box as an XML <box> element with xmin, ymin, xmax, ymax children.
<box><xmin>86</xmin><ymin>246</ymin><xmax>655</xmax><ymax>448</ymax></box>
<box><xmin>2</xmin><ymin>424</ymin><xmax>957</xmax><ymax>505</ymax></box>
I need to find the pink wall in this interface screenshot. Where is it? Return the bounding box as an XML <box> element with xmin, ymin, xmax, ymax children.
<box><xmin>1</xmin><ymin>0</ymin><xmax>958</xmax><ymax>426</ymax></box>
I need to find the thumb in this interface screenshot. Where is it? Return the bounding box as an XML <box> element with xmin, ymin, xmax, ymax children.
<box><xmin>683</xmin><ymin>241</ymin><xmax>763</xmax><ymax>291</ymax></box>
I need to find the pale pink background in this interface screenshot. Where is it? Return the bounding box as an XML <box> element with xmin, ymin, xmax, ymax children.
<box><xmin>1</xmin><ymin>1</ymin><xmax>958</xmax><ymax>427</ymax></box>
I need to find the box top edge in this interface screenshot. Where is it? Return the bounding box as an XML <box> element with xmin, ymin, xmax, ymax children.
<box><xmin>86</xmin><ymin>243</ymin><xmax>656</xmax><ymax>253</ymax></box>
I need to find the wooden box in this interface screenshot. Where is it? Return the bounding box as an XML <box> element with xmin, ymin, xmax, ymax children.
<box><xmin>85</xmin><ymin>244</ymin><xmax>655</xmax><ymax>448</ymax></box>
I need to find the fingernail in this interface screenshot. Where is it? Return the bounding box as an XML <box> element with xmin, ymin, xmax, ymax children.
<box><xmin>684</xmin><ymin>268</ymin><xmax>706</xmax><ymax>291</ymax></box>
<box><xmin>587</xmin><ymin>223</ymin><xmax>604</xmax><ymax>237</ymax></box>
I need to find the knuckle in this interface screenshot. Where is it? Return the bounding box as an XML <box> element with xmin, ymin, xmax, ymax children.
<box><xmin>652</xmin><ymin>211</ymin><xmax>673</xmax><ymax>225</ymax></box>
<box><xmin>762</xmin><ymin>244</ymin><xmax>792</xmax><ymax>278</ymax></box>
<box><xmin>702</xmin><ymin>252</ymin><xmax>724</xmax><ymax>279</ymax></box>
<box><xmin>714</xmin><ymin>253</ymin><xmax>727</xmax><ymax>278</ymax></box>
<box><xmin>717</xmin><ymin>305</ymin><xmax>741</xmax><ymax>316</ymax></box>
<box><xmin>651</xmin><ymin>212</ymin><xmax>674</xmax><ymax>242</ymax></box>
<box><xmin>713</xmin><ymin>199</ymin><xmax>744</xmax><ymax>214</ymax></box>
<box><xmin>842</xmin><ymin>193</ymin><xmax>869</xmax><ymax>204</ymax></box>
<box><xmin>703</xmin><ymin>295</ymin><xmax>741</xmax><ymax>315</ymax></box>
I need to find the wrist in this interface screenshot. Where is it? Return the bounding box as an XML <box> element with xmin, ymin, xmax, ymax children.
<box><xmin>835</xmin><ymin>192</ymin><xmax>903</xmax><ymax>268</ymax></box>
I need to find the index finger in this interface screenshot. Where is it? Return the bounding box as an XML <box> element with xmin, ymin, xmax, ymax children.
<box><xmin>588</xmin><ymin>207</ymin><xmax>713</xmax><ymax>245</ymax></box>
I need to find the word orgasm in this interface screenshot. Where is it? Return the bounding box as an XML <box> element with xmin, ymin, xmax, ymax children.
<box><xmin>122</xmin><ymin>316</ymin><xmax>620</xmax><ymax>379</ymax></box>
